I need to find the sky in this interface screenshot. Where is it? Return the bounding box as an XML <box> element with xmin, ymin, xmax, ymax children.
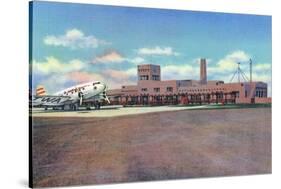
<box><xmin>30</xmin><ymin>1</ymin><xmax>272</xmax><ymax>95</ymax></box>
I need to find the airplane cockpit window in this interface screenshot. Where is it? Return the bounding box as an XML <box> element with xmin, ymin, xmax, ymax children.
<box><xmin>93</xmin><ymin>82</ymin><xmax>100</xmax><ymax>85</ymax></box>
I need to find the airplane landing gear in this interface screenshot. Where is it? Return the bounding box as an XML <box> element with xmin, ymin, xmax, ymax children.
<box><xmin>70</xmin><ymin>103</ymin><xmax>79</xmax><ymax>111</ymax></box>
<box><xmin>94</xmin><ymin>101</ymin><xmax>101</xmax><ymax>110</ymax></box>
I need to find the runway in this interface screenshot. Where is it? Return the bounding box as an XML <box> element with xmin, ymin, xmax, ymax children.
<box><xmin>31</xmin><ymin>105</ymin><xmax>208</xmax><ymax>117</ymax></box>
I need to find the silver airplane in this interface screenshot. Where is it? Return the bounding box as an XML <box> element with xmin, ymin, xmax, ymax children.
<box><xmin>31</xmin><ymin>81</ymin><xmax>110</xmax><ymax>111</ymax></box>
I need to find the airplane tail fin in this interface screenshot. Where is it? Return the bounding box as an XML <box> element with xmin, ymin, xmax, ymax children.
<box><xmin>36</xmin><ymin>85</ymin><xmax>47</xmax><ymax>96</ymax></box>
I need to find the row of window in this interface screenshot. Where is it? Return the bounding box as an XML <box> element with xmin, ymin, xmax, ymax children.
<box><xmin>255</xmin><ymin>90</ymin><xmax>267</xmax><ymax>97</ymax></box>
<box><xmin>139</xmin><ymin>75</ymin><xmax>149</xmax><ymax>80</ymax></box>
<box><xmin>141</xmin><ymin>87</ymin><xmax>173</xmax><ymax>93</ymax></box>
<box><xmin>138</xmin><ymin>69</ymin><xmax>150</xmax><ymax>72</ymax></box>
<box><xmin>152</xmin><ymin>75</ymin><xmax>160</xmax><ymax>81</ymax></box>
<box><xmin>63</xmin><ymin>82</ymin><xmax>98</xmax><ymax>95</ymax></box>
<box><xmin>63</xmin><ymin>87</ymin><xmax>85</xmax><ymax>95</ymax></box>
<box><xmin>179</xmin><ymin>88</ymin><xmax>226</xmax><ymax>93</ymax></box>
<box><xmin>139</xmin><ymin>75</ymin><xmax>160</xmax><ymax>81</ymax></box>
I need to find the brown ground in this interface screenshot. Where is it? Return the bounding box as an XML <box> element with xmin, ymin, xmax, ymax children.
<box><xmin>31</xmin><ymin>108</ymin><xmax>271</xmax><ymax>187</ymax></box>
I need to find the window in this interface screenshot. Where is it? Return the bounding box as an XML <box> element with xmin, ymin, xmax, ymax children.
<box><xmin>141</xmin><ymin>88</ymin><xmax>148</xmax><ymax>92</ymax></box>
<box><xmin>152</xmin><ymin>75</ymin><xmax>160</xmax><ymax>81</ymax></box>
<box><xmin>167</xmin><ymin>87</ymin><xmax>173</xmax><ymax>92</ymax></box>
<box><xmin>139</xmin><ymin>75</ymin><xmax>149</xmax><ymax>80</ymax></box>
<box><xmin>154</xmin><ymin>88</ymin><xmax>160</xmax><ymax>92</ymax></box>
<box><xmin>93</xmin><ymin>82</ymin><xmax>100</xmax><ymax>85</ymax></box>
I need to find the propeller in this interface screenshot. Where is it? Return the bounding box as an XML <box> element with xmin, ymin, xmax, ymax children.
<box><xmin>103</xmin><ymin>93</ymin><xmax>110</xmax><ymax>104</ymax></box>
<box><xmin>103</xmin><ymin>84</ymin><xmax>110</xmax><ymax>104</ymax></box>
<box><xmin>105</xmin><ymin>95</ymin><xmax>110</xmax><ymax>104</ymax></box>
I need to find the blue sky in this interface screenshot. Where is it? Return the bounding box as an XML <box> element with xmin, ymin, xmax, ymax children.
<box><xmin>30</xmin><ymin>1</ymin><xmax>272</xmax><ymax>95</ymax></box>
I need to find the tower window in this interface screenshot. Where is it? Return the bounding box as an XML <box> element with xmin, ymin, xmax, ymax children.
<box><xmin>139</xmin><ymin>75</ymin><xmax>149</xmax><ymax>80</ymax></box>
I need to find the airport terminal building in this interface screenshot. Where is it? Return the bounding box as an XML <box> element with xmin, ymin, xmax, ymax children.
<box><xmin>107</xmin><ymin>59</ymin><xmax>271</xmax><ymax>105</ymax></box>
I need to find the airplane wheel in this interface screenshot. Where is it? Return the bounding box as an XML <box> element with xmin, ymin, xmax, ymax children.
<box><xmin>44</xmin><ymin>107</ymin><xmax>48</xmax><ymax>110</ymax></box>
<box><xmin>72</xmin><ymin>103</ymin><xmax>79</xmax><ymax>111</ymax></box>
<box><xmin>94</xmin><ymin>103</ymin><xmax>100</xmax><ymax>110</ymax></box>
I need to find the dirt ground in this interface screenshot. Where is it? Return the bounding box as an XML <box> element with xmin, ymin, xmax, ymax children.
<box><xmin>31</xmin><ymin>107</ymin><xmax>271</xmax><ymax>187</ymax></box>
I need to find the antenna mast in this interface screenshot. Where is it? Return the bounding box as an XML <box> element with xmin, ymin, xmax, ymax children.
<box><xmin>229</xmin><ymin>62</ymin><xmax>249</xmax><ymax>83</ymax></box>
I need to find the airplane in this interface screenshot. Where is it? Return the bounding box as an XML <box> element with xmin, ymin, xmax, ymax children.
<box><xmin>31</xmin><ymin>81</ymin><xmax>110</xmax><ymax>111</ymax></box>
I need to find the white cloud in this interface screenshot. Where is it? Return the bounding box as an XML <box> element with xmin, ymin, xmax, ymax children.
<box><xmin>124</xmin><ymin>68</ymin><xmax>137</xmax><ymax>77</ymax></box>
<box><xmin>40</xmin><ymin>74</ymin><xmax>71</xmax><ymax>94</ymax></box>
<box><xmin>127</xmin><ymin>57</ymin><xmax>145</xmax><ymax>64</ymax></box>
<box><xmin>93</xmin><ymin>50</ymin><xmax>124</xmax><ymax>64</ymax></box>
<box><xmin>137</xmin><ymin>46</ymin><xmax>179</xmax><ymax>56</ymax></box>
<box><xmin>215</xmin><ymin>50</ymin><xmax>251</xmax><ymax>72</ymax></box>
<box><xmin>32</xmin><ymin>56</ymin><xmax>85</xmax><ymax>75</ymax></box>
<box><xmin>93</xmin><ymin>50</ymin><xmax>147</xmax><ymax>65</ymax></box>
<box><xmin>44</xmin><ymin>28</ymin><xmax>108</xmax><ymax>49</ymax></box>
<box><xmin>162</xmin><ymin>64</ymin><xmax>198</xmax><ymax>80</ymax></box>
<box><xmin>67</xmin><ymin>71</ymin><xmax>105</xmax><ymax>83</ymax></box>
<box><xmin>254</xmin><ymin>63</ymin><xmax>271</xmax><ymax>72</ymax></box>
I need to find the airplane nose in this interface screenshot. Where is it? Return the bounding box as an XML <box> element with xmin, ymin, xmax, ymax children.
<box><xmin>94</xmin><ymin>83</ymin><xmax>106</xmax><ymax>92</ymax></box>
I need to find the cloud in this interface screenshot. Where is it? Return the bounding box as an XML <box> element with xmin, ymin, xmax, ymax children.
<box><xmin>93</xmin><ymin>50</ymin><xmax>124</xmax><ymax>64</ymax></box>
<box><xmin>127</xmin><ymin>57</ymin><xmax>145</xmax><ymax>64</ymax></box>
<box><xmin>33</xmin><ymin>56</ymin><xmax>85</xmax><ymax>75</ymax></box>
<box><xmin>40</xmin><ymin>74</ymin><xmax>73</xmax><ymax>94</ymax></box>
<box><xmin>254</xmin><ymin>63</ymin><xmax>271</xmax><ymax>72</ymax></box>
<box><xmin>44</xmin><ymin>28</ymin><xmax>108</xmax><ymax>49</ymax></box>
<box><xmin>68</xmin><ymin>69</ymin><xmax>137</xmax><ymax>89</ymax></box>
<box><xmin>92</xmin><ymin>50</ymin><xmax>147</xmax><ymax>65</ymax></box>
<box><xmin>124</xmin><ymin>68</ymin><xmax>137</xmax><ymax>77</ymax></box>
<box><xmin>67</xmin><ymin>72</ymin><xmax>104</xmax><ymax>83</ymax></box>
<box><xmin>215</xmin><ymin>50</ymin><xmax>251</xmax><ymax>72</ymax></box>
<box><xmin>32</xmin><ymin>55</ymin><xmax>139</xmax><ymax>93</ymax></box>
<box><xmin>103</xmin><ymin>69</ymin><xmax>130</xmax><ymax>80</ymax></box>
<box><xmin>162</xmin><ymin>64</ymin><xmax>198</xmax><ymax>80</ymax></box>
<box><xmin>137</xmin><ymin>46</ymin><xmax>179</xmax><ymax>56</ymax></box>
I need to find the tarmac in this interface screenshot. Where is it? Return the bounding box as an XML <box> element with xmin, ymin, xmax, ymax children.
<box><xmin>31</xmin><ymin>105</ymin><xmax>208</xmax><ymax>117</ymax></box>
<box><xmin>31</xmin><ymin>107</ymin><xmax>271</xmax><ymax>187</ymax></box>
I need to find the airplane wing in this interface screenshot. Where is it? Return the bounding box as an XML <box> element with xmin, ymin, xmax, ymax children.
<box><xmin>31</xmin><ymin>95</ymin><xmax>72</xmax><ymax>107</ymax></box>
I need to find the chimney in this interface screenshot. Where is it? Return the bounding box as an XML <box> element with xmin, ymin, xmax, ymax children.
<box><xmin>200</xmin><ymin>58</ymin><xmax>207</xmax><ymax>85</ymax></box>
